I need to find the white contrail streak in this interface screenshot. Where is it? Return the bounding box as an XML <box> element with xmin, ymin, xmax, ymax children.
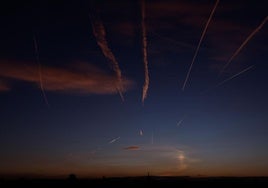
<box><xmin>140</xmin><ymin>129</ymin><xmax>143</xmax><ymax>136</ymax></box>
<box><xmin>109</xmin><ymin>136</ymin><xmax>120</xmax><ymax>144</ymax></box>
<box><xmin>141</xmin><ymin>0</ymin><xmax>149</xmax><ymax>104</ymax></box>
<box><xmin>177</xmin><ymin>118</ymin><xmax>184</xmax><ymax>127</ymax></box>
<box><xmin>219</xmin><ymin>16</ymin><xmax>268</xmax><ymax>75</ymax></box>
<box><xmin>33</xmin><ymin>35</ymin><xmax>49</xmax><ymax>106</ymax></box>
<box><xmin>90</xmin><ymin>15</ymin><xmax>124</xmax><ymax>102</ymax></box>
<box><xmin>201</xmin><ymin>65</ymin><xmax>254</xmax><ymax>95</ymax></box>
<box><xmin>182</xmin><ymin>0</ymin><xmax>219</xmax><ymax>91</ymax></box>
<box><xmin>217</xmin><ymin>65</ymin><xmax>254</xmax><ymax>87</ymax></box>
<box><xmin>177</xmin><ymin>115</ymin><xmax>187</xmax><ymax>127</ymax></box>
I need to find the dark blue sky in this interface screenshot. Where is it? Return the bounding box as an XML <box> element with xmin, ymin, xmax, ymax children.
<box><xmin>0</xmin><ymin>0</ymin><xmax>268</xmax><ymax>177</ymax></box>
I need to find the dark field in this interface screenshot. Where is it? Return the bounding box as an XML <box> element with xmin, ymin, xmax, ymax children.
<box><xmin>1</xmin><ymin>176</ymin><xmax>268</xmax><ymax>188</ymax></box>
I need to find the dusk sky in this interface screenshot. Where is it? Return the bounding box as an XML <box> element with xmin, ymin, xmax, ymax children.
<box><xmin>0</xmin><ymin>0</ymin><xmax>268</xmax><ymax>178</ymax></box>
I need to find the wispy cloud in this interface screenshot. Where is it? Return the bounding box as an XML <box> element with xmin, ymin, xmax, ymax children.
<box><xmin>124</xmin><ymin>146</ymin><xmax>139</xmax><ymax>150</ymax></box>
<box><xmin>0</xmin><ymin>60</ymin><xmax>133</xmax><ymax>95</ymax></box>
<box><xmin>141</xmin><ymin>0</ymin><xmax>149</xmax><ymax>104</ymax></box>
<box><xmin>112</xmin><ymin>22</ymin><xmax>137</xmax><ymax>38</ymax></box>
<box><xmin>146</xmin><ymin>0</ymin><xmax>217</xmax><ymax>32</ymax></box>
<box><xmin>147</xmin><ymin>1</ymin><xmax>210</xmax><ymax>20</ymax></box>
<box><xmin>0</xmin><ymin>80</ymin><xmax>10</xmax><ymax>91</ymax></box>
<box><xmin>90</xmin><ymin>14</ymin><xmax>125</xmax><ymax>101</ymax></box>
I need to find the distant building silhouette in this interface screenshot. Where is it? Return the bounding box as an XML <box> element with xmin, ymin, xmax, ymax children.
<box><xmin>67</xmin><ymin>174</ymin><xmax>77</xmax><ymax>182</ymax></box>
<box><xmin>147</xmin><ymin>172</ymin><xmax>151</xmax><ymax>181</ymax></box>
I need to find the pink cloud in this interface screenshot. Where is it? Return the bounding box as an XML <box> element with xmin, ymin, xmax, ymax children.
<box><xmin>123</xmin><ymin>146</ymin><xmax>139</xmax><ymax>150</ymax></box>
<box><xmin>112</xmin><ymin>22</ymin><xmax>137</xmax><ymax>37</ymax></box>
<box><xmin>0</xmin><ymin>80</ymin><xmax>10</xmax><ymax>92</ymax></box>
<box><xmin>0</xmin><ymin>60</ymin><xmax>134</xmax><ymax>95</ymax></box>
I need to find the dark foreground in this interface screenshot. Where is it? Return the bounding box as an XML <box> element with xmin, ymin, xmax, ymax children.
<box><xmin>1</xmin><ymin>176</ymin><xmax>268</xmax><ymax>188</ymax></box>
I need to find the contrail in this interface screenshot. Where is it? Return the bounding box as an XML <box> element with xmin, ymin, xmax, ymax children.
<box><xmin>139</xmin><ymin>129</ymin><xmax>143</xmax><ymax>136</ymax></box>
<box><xmin>109</xmin><ymin>136</ymin><xmax>120</xmax><ymax>144</ymax></box>
<box><xmin>33</xmin><ymin>34</ymin><xmax>49</xmax><ymax>106</ymax></box>
<box><xmin>217</xmin><ymin>65</ymin><xmax>254</xmax><ymax>87</ymax></box>
<box><xmin>200</xmin><ymin>65</ymin><xmax>254</xmax><ymax>95</ymax></box>
<box><xmin>219</xmin><ymin>16</ymin><xmax>268</xmax><ymax>75</ymax></box>
<box><xmin>141</xmin><ymin>0</ymin><xmax>149</xmax><ymax>104</ymax></box>
<box><xmin>151</xmin><ymin>31</ymin><xmax>194</xmax><ymax>49</ymax></box>
<box><xmin>177</xmin><ymin>118</ymin><xmax>185</xmax><ymax>127</ymax></box>
<box><xmin>182</xmin><ymin>0</ymin><xmax>219</xmax><ymax>91</ymax></box>
<box><xmin>90</xmin><ymin>14</ymin><xmax>124</xmax><ymax>102</ymax></box>
<box><xmin>116</xmin><ymin>87</ymin><xmax>125</xmax><ymax>102</ymax></box>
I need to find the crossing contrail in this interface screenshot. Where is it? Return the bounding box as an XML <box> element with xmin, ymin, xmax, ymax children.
<box><xmin>182</xmin><ymin>0</ymin><xmax>219</xmax><ymax>91</ymax></box>
<box><xmin>33</xmin><ymin>34</ymin><xmax>49</xmax><ymax>106</ymax></box>
<box><xmin>141</xmin><ymin>0</ymin><xmax>149</xmax><ymax>104</ymax></box>
<box><xmin>219</xmin><ymin>16</ymin><xmax>268</xmax><ymax>75</ymax></box>
<box><xmin>90</xmin><ymin>14</ymin><xmax>124</xmax><ymax>102</ymax></box>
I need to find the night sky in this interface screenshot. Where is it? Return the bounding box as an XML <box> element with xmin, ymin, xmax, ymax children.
<box><xmin>0</xmin><ymin>0</ymin><xmax>268</xmax><ymax>178</ymax></box>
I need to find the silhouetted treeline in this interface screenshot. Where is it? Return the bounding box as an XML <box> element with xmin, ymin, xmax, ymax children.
<box><xmin>1</xmin><ymin>176</ymin><xmax>268</xmax><ymax>188</ymax></box>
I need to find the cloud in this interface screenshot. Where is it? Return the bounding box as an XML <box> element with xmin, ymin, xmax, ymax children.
<box><xmin>147</xmin><ymin>0</ymin><xmax>212</xmax><ymax>30</ymax></box>
<box><xmin>0</xmin><ymin>81</ymin><xmax>10</xmax><ymax>92</ymax></box>
<box><xmin>0</xmin><ymin>60</ymin><xmax>134</xmax><ymax>95</ymax></box>
<box><xmin>147</xmin><ymin>0</ymin><xmax>267</xmax><ymax>68</ymax></box>
<box><xmin>112</xmin><ymin>22</ymin><xmax>137</xmax><ymax>38</ymax></box>
<box><xmin>147</xmin><ymin>1</ymin><xmax>209</xmax><ymax>18</ymax></box>
<box><xmin>90</xmin><ymin>15</ymin><xmax>125</xmax><ymax>101</ymax></box>
<box><xmin>141</xmin><ymin>0</ymin><xmax>149</xmax><ymax>104</ymax></box>
<box><xmin>123</xmin><ymin>146</ymin><xmax>139</xmax><ymax>150</ymax></box>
